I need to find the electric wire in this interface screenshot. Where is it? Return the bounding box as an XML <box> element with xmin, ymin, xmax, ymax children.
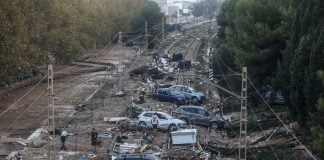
<box><xmin>122</xmin><ymin>25</ymin><xmax>145</xmax><ymax>34</ymax></box>
<box><xmin>0</xmin><ymin>74</ymin><xmax>99</xmax><ymax>138</ymax></box>
<box><xmin>216</xmin><ymin>53</ymin><xmax>240</xmax><ymax>75</ymax></box>
<box><xmin>248</xmin><ymin>104</ymin><xmax>280</xmax><ymax>160</ymax></box>
<box><xmin>0</xmin><ymin>32</ymin><xmax>120</xmax><ymax>119</ymax></box>
<box><xmin>202</xmin><ymin>41</ymin><xmax>279</xmax><ymax>159</ymax></box>
<box><xmin>215</xmin><ymin>52</ymin><xmax>235</xmax><ymax>93</ymax></box>
<box><xmin>0</xmin><ymin>75</ymin><xmax>47</xmax><ymax>118</ymax></box>
<box><xmin>215</xmin><ymin>52</ymin><xmax>314</xmax><ymax>159</ymax></box>
<box><xmin>247</xmin><ymin>77</ymin><xmax>318</xmax><ymax>160</ymax></box>
<box><xmin>55</xmin><ymin>33</ymin><xmax>119</xmax><ymax>73</ymax></box>
<box><xmin>0</xmin><ymin>88</ymin><xmax>46</xmax><ymax>137</ymax></box>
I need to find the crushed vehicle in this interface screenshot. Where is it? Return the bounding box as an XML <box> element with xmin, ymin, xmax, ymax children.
<box><xmin>174</xmin><ymin>105</ymin><xmax>226</xmax><ymax>130</ymax></box>
<box><xmin>177</xmin><ymin>60</ymin><xmax>191</xmax><ymax>70</ymax></box>
<box><xmin>137</xmin><ymin>111</ymin><xmax>186</xmax><ymax>131</ymax></box>
<box><xmin>171</xmin><ymin>53</ymin><xmax>183</xmax><ymax>61</ymax></box>
<box><xmin>165</xmin><ymin>85</ymin><xmax>205</xmax><ymax>103</ymax></box>
<box><xmin>129</xmin><ymin>66</ymin><xmax>166</xmax><ymax>79</ymax></box>
<box><xmin>113</xmin><ymin>153</ymin><xmax>161</xmax><ymax>160</ymax></box>
<box><xmin>264</xmin><ymin>90</ymin><xmax>285</xmax><ymax>105</ymax></box>
<box><xmin>152</xmin><ymin>88</ymin><xmax>186</xmax><ymax>105</ymax></box>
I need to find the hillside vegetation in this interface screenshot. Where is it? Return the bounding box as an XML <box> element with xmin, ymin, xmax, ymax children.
<box><xmin>214</xmin><ymin>0</ymin><xmax>323</xmax><ymax>157</ymax></box>
<box><xmin>0</xmin><ymin>0</ymin><xmax>152</xmax><ymax>87</ymax></box>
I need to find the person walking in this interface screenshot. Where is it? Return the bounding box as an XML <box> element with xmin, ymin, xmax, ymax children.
<box><xmin>151</xmin><ymin>112</ymin><xmax>159</xmax><ymax>131</ymax></box>
<box><xmin>60</xmin><ymin>130</ymin><xmax>68</xmax><ymax>150</ymax></box>
<box><xmin>91</xmin><ymin>128</ymin><xmax>98</xmax><ymax>145</ymax></box>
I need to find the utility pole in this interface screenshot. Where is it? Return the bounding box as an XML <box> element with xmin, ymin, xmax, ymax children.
<box><xmin>145</xmin><ymin>21</ymin><xmax>148</xmax><ymax>54</ymax></box>
<box><xmin>117</xmin><ymin>31</ymin><xmax>123</xmax><ymax>92</ymax></box>
<box><xmin>47</xmin><ymin>64</ymin><xmax>55</xmax><ymax>160</ymax></box>
<box><xmin>239</xmin><ymin>67</ymin><xmax>248</xmax><ymax>160</ymax></box>
<box><xmin>162</xmin><ymin>16</ymin><xmax>165</xmax><ymax>45</ymax></box>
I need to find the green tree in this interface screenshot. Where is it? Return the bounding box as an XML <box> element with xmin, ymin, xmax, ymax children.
<box><xmin>130</xmin><ymin>0</ymin><xmax>163</xmax><ymax>47</ymax></box>
<box><xmin>309</xmin><ymin>71</ymin><xmax>324</xmax><ymax>158</ymax></box>
<box><xmin>277</xmin><ymin>0</ymin><xmax>324</xmax><ymax>124</ymax></box>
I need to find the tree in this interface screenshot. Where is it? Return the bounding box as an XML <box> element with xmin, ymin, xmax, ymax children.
<box><xmin>0</xmin><ymin>0</ymin><xmax>150</xmax><ymax>88</ymax></box>
<box><xmin>309</xmin><ymin>71</ymin><xmax>324</xmax><ymax>158</ymax></box>
<box><xmin>277</xmin><ymin>0</ymin><xmax>324</xmax><ymax>124</ymax></box>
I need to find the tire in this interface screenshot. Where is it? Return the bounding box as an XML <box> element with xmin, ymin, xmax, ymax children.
<box><xmin>168</xmin><ymin>124</ymin><xmax>177</xmax><ymax>132</ymax></box>
<box><xmin>210</xmin><ymin>122</ymin><xmax>218</xmax><ymax>130</ymax></box>
<box><xmin>138</xmin><ymin>121</ymin><xmax>146</xmax><ymax>126</ymax></box>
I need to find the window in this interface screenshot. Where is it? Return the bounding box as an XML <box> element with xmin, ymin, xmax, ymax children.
<box><xmin>189</xmin><ymin>108</ymin><xmax>198</xmax><ymax>114</ymax></box>
<box><xmin>157</xmin><ymin>113</ymin><xmax>167</xmax><ymax>120</ymax></box>
<box><xmin>181</xmin><ymin>107</ymin><xmax>188</xmax><ymax>112</ymax></box>
<box><xmin>173</xmin><ymin>86</ymin><xmax>181</xmax><ymax>91</ymax></box>
<box><xmin>143</xmin><ymin>113</ymin><xmax>153</xmax><ymax>117</ymax></box>
<box><xmin>197</xmin><ymin>109</ymin><xmax>206</xmax><ymax>115</ymax></box>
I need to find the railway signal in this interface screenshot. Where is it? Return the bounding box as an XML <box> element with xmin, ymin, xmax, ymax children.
<box><xmin>208</xmin><ymin>69</ymin><xmax>214</xmax><ymax>81</ymax></box>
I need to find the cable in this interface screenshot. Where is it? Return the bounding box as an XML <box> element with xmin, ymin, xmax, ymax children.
<box><xmin>203</xmin><ymin>46</ymin><xmax>315</xmax><ymax>159</ymax></box>
<box><xmin>122</xmin><ymin>25</ymin><xmax>145</xmax><ymax>34</ymax></box>
<box><xmin>54</xmin><ymin>33</ymin><xmax>119</xmax><ymax>74</ymax></box>
<box><xmin>224</xmin><ymin>123</ymin><xmax>258</xmax><ymax>160</ymax></box>
<box><xmin>247</xmin><ymin>77</ymin><xmax>318</xmax><ymax>160</ymax></box>
<box><xmin>215</xmin><ymin>53</ymin><xmax>235</xmax><ymax>93</ymax></box>
<box><xmin>216</xmin><ymin>53</ymin><xmax>240</xmax><ymax>75</ymax></box>
<box><xmin>248</xmin><ymin>104</ymin><xmax>280</xmax><ymax>160</ymax></box>
<box><xmin>0</xmin><ymin>32</ymin><xmax>119</xmax><ymax>119</ymax></box>
<box><xmin>0</xmin><ymin>88</ymin><xmax>46</xmax><ymax>137</ymax></box>
<box><xmin>147</xmin><ymin>24</ymin><xmax>174</xmax><ymax>45</ymax></box>
<box><xmin>0</xmin><ymin>75</ymin><xmax>47</xmax><ymax>118</ymax></box>
<box><xmin>0</xmin><ymin>72</ymin><xmax>100</xmax><ymax>138</ymax></box>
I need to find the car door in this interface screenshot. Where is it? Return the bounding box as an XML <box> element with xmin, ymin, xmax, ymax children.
<box><xmin>158</xmin><ymin>90</ymin><xmax>168</xmax><ymax>102</ymax></box>
<box><xmin>188</xmin><ymin>107</ymin><xmax>200</xmax><ymax>125</ymax></box>
<box><xmin>196</xmin><ymin>109</ymin><xmax>210</xmax><ymax>126</ymax></box>
<box><xmin>164</xmin><ymin>90</ymin><xmax>174</xmax><ymax>102</ymax></box>
<box><xmin>156</xmin><ymin>113</ymin><xmax>169</xmax><ymax>130</ymax></box>
<box><xmin>181</xmin><ymin>86</ymin><xmax>193</xmax><ymax>98</ymax></box>
<box><xmin>141</xmin><ymin>112</ymin><xmax>153</xmax><ymax>127</ymax></box>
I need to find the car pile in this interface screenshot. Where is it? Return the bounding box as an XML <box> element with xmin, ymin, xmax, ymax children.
<box><xmin>151</xmin><ymin>84</ymin><xmax>205</xmax><ymax>105</ymax></box>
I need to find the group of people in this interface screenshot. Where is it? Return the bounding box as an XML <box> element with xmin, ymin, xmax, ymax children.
<box><xmin>60</xmin><ymin>128</ymin><xmax>98</xmax><ymax>151</ymax></box>
<box><xmin>59</xmin><ymin>112</ymin><xmax>171</xmax><ymax>151</ymax></box>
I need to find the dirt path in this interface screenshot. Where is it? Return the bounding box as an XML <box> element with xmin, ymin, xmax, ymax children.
<box><xmin>0</xmin><ymin>45</ymin><xmax>134</xmax><ymax>154</ymax></box>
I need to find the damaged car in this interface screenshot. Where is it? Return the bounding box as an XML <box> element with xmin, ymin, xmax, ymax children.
<box><xmin>137</xmin><ymin>111</ymin><xmax>186</xmax><ymax>132</ymax></box>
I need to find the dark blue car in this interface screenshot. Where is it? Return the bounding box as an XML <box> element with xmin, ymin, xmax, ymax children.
<box><xmin>152</xmin><ymin>89</ymin><xmax>186</xmax><ymax>105</ymax></box>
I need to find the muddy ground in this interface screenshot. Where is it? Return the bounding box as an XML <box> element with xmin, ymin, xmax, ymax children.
<box><xmin>0</xmin><ymin>22</ymin><xmax>315</xmax><ymax>160</ymax></box>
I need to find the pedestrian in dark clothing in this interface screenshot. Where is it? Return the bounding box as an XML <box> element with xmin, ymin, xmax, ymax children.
<box><xmin>60</xmin><ymin>130</ymin><xmax>68</xmax><ymax>150</ymax></box>
<box><xmin>91</xmin><ymin>128</ymin><xmax>98</xmax><ymax>145</ymax></box>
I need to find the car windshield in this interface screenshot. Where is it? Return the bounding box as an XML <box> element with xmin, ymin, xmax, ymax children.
<box><xmin>169</xmin><ymin>90</ymin><xmax>180</xmax><ymax>95</ymax></box>
<box><xmin>187</xmin><ymin>86</ymin><xmax>197</xmax><ymax>92</ymax></box>
<box><xmin>159</xmin><ymin>112</ymin><xmax>172</xmax><ymax>119</ymax></box>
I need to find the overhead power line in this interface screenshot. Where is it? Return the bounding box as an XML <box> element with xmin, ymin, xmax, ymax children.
<box><xmin>247</xmin><ymin>77</ymin><xmax>318</xmax><ymax>160</ymax></box>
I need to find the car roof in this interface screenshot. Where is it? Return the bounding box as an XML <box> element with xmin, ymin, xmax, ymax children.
<box><xmin>141</xmin><ymin>111</ymin><xmax>169</xmax><ymax>115</ymax></box>
<box><xmin>178</xmin><ymin>105</ymin><xmax>204</xmax><ymax>109</ymax></box>
<box><xmin>141</xmin><ymin>111</ymin><xmax>172</xmax><ymax>118</ymax></box>
<box><xmin>115</xmin><ymin>153</ymin><xmax>161</xmax><ymax>160</ymax></box>
<box><xmin>171</xmin><ymin>85</ymin><xmax>185</xmax><ymax>87</ymax></box>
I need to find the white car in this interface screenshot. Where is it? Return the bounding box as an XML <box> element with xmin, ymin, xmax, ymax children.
<box><xmin>137</xmin><ymin>111</ymin><xmax>186</xmax><ymax>131</ymax></box>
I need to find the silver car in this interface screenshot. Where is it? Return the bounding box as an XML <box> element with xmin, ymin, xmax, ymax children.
<box><xmin>137</xmin><ymin>111</ymin><xmax>186</xmax><ymax>131</ymax></box>
<box><xmin>174</xmin><ymin>105</ymin><xmax>225</xmax><ymax>130</ymax></box>
<box><xmin>166</xmin><ymin>85</ymin><xmax>205</xmax><ymax>103</ymax></box>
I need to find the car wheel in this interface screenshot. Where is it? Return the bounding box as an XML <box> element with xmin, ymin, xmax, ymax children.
<box><xmin>192</xmin><ymin>97</ymin><xmax>199</xmax><ymax>104</ymax></box>
<box><xmin>168</xmin><ymin>124</ymin><xmax>177</xmax><ymax>132</ymax></box>
<box><xmin>138</xmin><ymin>121</ymin><xmax>146</xmax><ymax>126</ymax></box>
<box><xmin>180</xmin><ymin>118</ymin><xmax>188</xmax><ymax>125</ymax></box>
<box><xmin>210</xmin><ymin>122</ymin><xmax>218</xmax><ymax>130</ymax></box>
